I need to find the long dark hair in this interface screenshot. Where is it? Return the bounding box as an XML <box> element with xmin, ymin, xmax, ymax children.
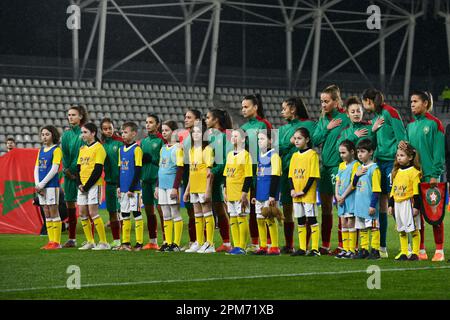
<box><xmin>283</xmin><ymin>96</ymin><xmax>310</xmax><ymax>119</ymax></box>
<box><xmin>294</xmin><ymin>127</ymin><xmax>312</xmax><ymax>148</ymax></box>
<box><xmin>68</xmin><ymin>104</ymin><xmax>88</xmax><ymax>126</ymax></box>
<box><xmin>362</xmin><ymin>88</ymin><xmax>385</xmax><ymax>113</ymax></box>
<box><xmin>100</xmin><ymin>117</ymin><xmax>121</xmax><ymax>142</ymax></box>
<box><xmin>190</xmin><ymin>119</ymin><xmax>209</xmax><ymax>149</ymax></box>
<box><xmin>209</xmin><ymin>109</ymin><xmax>233</xmax><ymax>130</ymax></box>
<box><xmin>82</xmin><ymin>122</ymin><xmax>99</xmax><ymax>142</ymax></box>
<box><xmin>243</xmin><ymin>93</ymin><xmax>265</xmax><ymax>118</ymax></box>
<box><xmin>41</xmin><ymin>125</ymin><xmax>60</xmax><ymax>145</ymax></box>
<box><xmin>186</xmin><ymin>109</ymin><xmax>202</xmax><ymax>120</ymax></box>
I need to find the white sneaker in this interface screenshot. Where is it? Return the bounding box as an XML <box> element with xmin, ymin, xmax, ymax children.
<box><xmin>78</xmin><ymin>242</ymin><xmax>96</xmax><ymax>250</ymax></box>
<box><xmin>180</xmin><ymin>242</ymin><xmax>193</xmax><ymax>252</ymax></box>
<box><xmin>246</xmin><ymin>244</ymin><xmax>259</xmax><ymax>253</ymax></box>
<box><xmin>92</xmin><ymin>242</ymin><xmax>111</xmax><ymax>250</ymax></box>
<box><xmin>197</xmin><ymin>241</ymin><xmax>212</xmax><ymax>254</ymax></box>
<box><xmin>204</xmin><ymin>244</ymin><xmax>216</xmax><ymax>254</ymax></box>
<box><xmin>380</xmin><ymin>247</ymin><xmax>388</xmax><ymax>258</ymax></box>
<box><xmin>185</xmin><ymin>241</ymin><xmax>201</xmax><ymax>253</ymax></box>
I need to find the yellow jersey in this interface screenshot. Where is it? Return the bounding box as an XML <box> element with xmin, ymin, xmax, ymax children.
<box><xmin>288</xmin><ymin>149</ymin><xmax>320</xmax><ymax>204</ymax></box>
<box><xmin>189</xmin><ymin>146</ymin><xmax>214</xmax><ymax>194</ymax></box>
<box><xmin>390</xmin><ymin>166</ymin><xmax>421</xmax><ymax>202</ymax></box>
<box><xmin>35</xmin><ymin>146</ymin><xmax>62</xmax><ymax>166</ymax></box>
<box><xmin>223</xmin><ymin>149</ymin><xmax>253</xmax><ymax>201</ymax></box>
<box><xmin>77</xmin><ymin>141</ymin><xmax>106</xmax><ymax>186</ymax></box>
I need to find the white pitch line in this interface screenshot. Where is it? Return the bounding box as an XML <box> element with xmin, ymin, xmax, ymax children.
<box><xmin>1</xmin><ymin>265</ymin><xmax>450</xmax><ymax>293</ymax></box>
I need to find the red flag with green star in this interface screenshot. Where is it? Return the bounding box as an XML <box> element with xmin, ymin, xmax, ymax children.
<box><xmin>0</xmin><ymin>149</ymin><xmax>43</xmax><ymax>234</ymax></box>
<box><xmin>419</xmin><ymin>182</ymin><xmax>447</xmax><ymax>226</ymax></box>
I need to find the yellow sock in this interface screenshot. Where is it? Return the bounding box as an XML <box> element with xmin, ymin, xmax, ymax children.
<box><xmin>237</xmin><ymin>216</ymin><xmax>249</xmax><ymax>249</ymax></box>
<box><xmin>310</xmin><ymin>224</ymin><xmax>320</xmax><ymax>251</ymax></box>
<box><xmin>230</xmin><ymin>216</ymin><xmax>240</xmax><ymax>247</ymax></box>
<box><xmin>122</xmin><ymin>219</ymin><xmax>131</xmax><ymax>244</ymax></box>
<box><xmin>135</xmin><ymin>218</ymin><xmax>144</xmax><ymax>245</ymax></box>
<box><xmin>173</xmin><ymin>219</ymin><xmax>183</xmax><ymax>246</ymax></box>
<box><xmin>45</xmin><ymin>219</ymin><xmax>53</xmax><ymax>243</ymax></box>
<box><xmin>164</xmin><ymin>219</ymin><xmax>174</xmax><ymax>244</ymax></box>
<box><xmin>360</xmin><ymin>229</ymin><xmax>369</xmax><ymax>250</ymax></box>
<box><xmin>195</xmin><ymin>215</ymin><xmax>205</xmax><ymax>245</ymax></box>
<box><xmin>412</xmin><ymin>230</ymin><xmax>420</xmax><ymax>255</ymax></box>
<box><xmin>399</xmin><ymin>232</ymin><xmax>408</xmax><ymax>255</ymax></box>
<box><xmin>204</xmin><ymin>214</ymin><xmax>215</xmax><ymax>244</ymax></box>
<box><xmin>297</xmin><ymin>225</ymin><xmax>307</xmax><ymax>251</ymax></box>
<box><xmin>257</xmin><ymin>218</ymin><xmax>267</xmax><ymax>248</ymax></box>
<box><xmin>53</xmin><ymin>218</ymin><xmax>62</xmax><ymax>244</ymax></box>
<box><xmin>342</xmin><ymin>229</ymin><xmax>349</xmax><ymax>252</ymax></box>
<box><xmin>371</xmin><ymin>229</ymin><xmax>380</xmax><ymax>251</ymax></box>
<box><xmin>348</xmin><ymin>229</ymin><xmax>357</xmax><ymax>253</ymax></box>
<box><xmin>267</xmin><ymin>219</ymin><xmax>279</xmax><ymax>248</ymax></box>
<box><xmin>93</xmin><ymin>216</ymin><xmax>107</xmax><ymax>244</ymax></box>
<box><xmin>82</xmin><ymin>218</ymin><xmax>95</xmax><ymax>244</ymax></box>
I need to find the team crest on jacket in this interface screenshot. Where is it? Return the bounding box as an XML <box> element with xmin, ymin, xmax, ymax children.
<box><xmin>423</xmin><ymin>126</ymin><xmax>430</xmax><ymax>134</ymax></box>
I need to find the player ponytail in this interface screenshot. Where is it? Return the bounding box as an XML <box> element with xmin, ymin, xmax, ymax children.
<box><xmin>321</xmin><ymin>84</ymin><xmax>343</xmax><ymax>113</ymax></box>
<box><xmin>209</xmin><ymin>109</ymin><xmax>233</xmax><ymax>130</ymax></box>
<box><xmin>362</xmin><ymin>88</ymin><xmax>385</xmax><ymax>114</ymax></box>
<box><xmin>68</xmin><ymin>104</ymin><xmax>88</xmax><ymax>126</ymax></box>
<box><xmin>411</xmin><ymin>90</ymin><xmax>433</xmax><ymax>112</ymax></box>
<box><xmin>243</xmin><ymin>93</ymin><xmax>265</xmax><ymax>119</ymax></box>
<box><xmin>283</xmin><ymin>96</ymin><xmax>310</xmax><ymax>119</ymax></box>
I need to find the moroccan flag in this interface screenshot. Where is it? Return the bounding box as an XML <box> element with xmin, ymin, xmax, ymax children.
<box><xmin>419</xmin><ymin>182</ymin><xmax>447</xmax><ymax>226</ymax></box>
<box><xmin>0</xmin><ymin>149</ymin><xmax>43</xmax><ymax>234</ymax></box>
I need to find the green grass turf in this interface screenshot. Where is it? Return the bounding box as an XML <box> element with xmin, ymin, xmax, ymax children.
<box><xmin>0</xmin><ymin>208</ymin><xmax>449</xmax><ymax>300</ymax></box>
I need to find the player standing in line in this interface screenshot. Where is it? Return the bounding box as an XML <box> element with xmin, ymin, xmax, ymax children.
<box><xmin>205</xmin><ymin>109</ymin><xmax>233</xmax><ymax>252</ymax></box>
<box><xmin>336</xmin><ymin>96</ymin><xmax>375</xmax><ymax>148</ymax></box>
<box><xmin>35</xmin><ymin>126</ymin><xmax>63</xmax><ymax>250</ymax></box>
<box><xmin>155</xmin><ymin>121</ymin><xmax>185</xmax><ymax>252</ymax></box>
<box><xmin>100</xmin><ymin>118</ymin><xmax>123</xmax><ymax>249</ymax></box>
<box><xmin>76</xmin><ymin>123</ymin><xmax>109</xmax><ymax>251</ymax></box>
<box><xmin>251</xmin><ymin>130</ymin><xmax>282</xmax><ymax>255</ymax></box>
<box><xmin>224</xmin><ymin>129</ymin><xmax>253</xmax><ymax>255</ymax></box>
<box><xmin>278</xmin><ymin>96</ymin><xmax>316</xmax><ymax>254</ymax></box>
<box><xmin>352</xmin><ymin>139</ymin><xmax>382</xmax><ymax>260</ymax></box>
<box><xmin>180</xmin><ymin>109</ymin><xmax>202</xmax><ymax>251</ymax></box>
<box><xmin>388</xmin><ymin>144</ymin><xmax>422</xmax><ymax>261</ymax></box>
<box><xmin>61</xmin><ymin>105</ymin><xmax>88</xmax><ymax>248</ymax></box>
<box><xmin>335</xmin><ymin>140</ymin><xmax>360</xmax><ymax>259</ymax></box>
<box><xmin>140</xmin><ymin>114</ymin><xmax>166</xmax><ymax>250</ymax></box>
<box><xmin>312</xmin><ymin>85</ymin><xmax>350</xmax><ymax>255</ymax></box>
<box><xmin>362</xmin><ymin>88</ymin><xmax>406</xmax><ymax>258</ymax></box>
<box><xmin>115</xmin><ymin>122</ymin><xmax>144</xmax><ymax>252</ymax></box>
<box><xmin>289</xmin><ymin>128</ymin><xmax>321</xmax><ymax>256</ymax></box>
<box><xmin>240</xmin><ymin>93</ymin><xmax>273</xmax><ymax>252</ymax></box>
<box><xmin>399</xmin><ymin>91</ymin><xmax>445</xmax><ymax>261</ymax></box>
<box><xmin>183</xmin><ymin>121</ymin><xmax>215</xmax><ymax>253</ymax></box>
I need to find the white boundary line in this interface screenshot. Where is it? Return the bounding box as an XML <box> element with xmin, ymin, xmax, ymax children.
<box><xmin>1</xmin><ymin>265</ymin><xmax>450</xmax><ymax>293</ymax></box>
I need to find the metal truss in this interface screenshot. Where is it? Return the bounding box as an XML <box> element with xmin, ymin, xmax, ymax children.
<box><xmin>72</xmin><ymin>0</ymin><xmax>450</xmax><ymax>99</ymax></box>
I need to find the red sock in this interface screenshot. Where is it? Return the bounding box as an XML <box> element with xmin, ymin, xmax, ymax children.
<box><xmin>156</xmin><ymin>206</ymin><xmax>165</xmax><ymax>241</ymax></box>
<box><xmin>321</xmin><ymin>214</ymin><xmax>333</xmax><ymax>249</ymax></box>
<box><xmin>147</xmin><ymin>213</ymin><xmax>157</xmax><ymax>239</ymax></box>
<box><xmin>218</xmin><ymin>215</ymin><xmax>230</xmax><ymax>243</ymax></box>
<box><xmin>188</xmin><ymin>216</ymin><xmax>196</xmax><ymax>242</ymax></box>
<box><xmin>90</xmin><ymin>216</ymin><xmax>95</xmax><ymax>238</ymax></box>
<box><xmin>420</xmin><ymin>215</ymin><xmax>426</xmax><ymax>250</ymax></box>
<box><xmin>249</xmin><ymin>207</ymin><xmax>259</xmax><ymax>245</ymax></box>
<box><xmin>306</xmin><ymin>222</ymin><xmax>311</xmax><ymax>249</ymax></box>
<box><xmin>338</xmin><ymin>219</ymin><xmax>343</xmax><ymax>248</ymax></box>
<box><xmin>433</xmin><ymin>223</ymin><xmax>444</xmax><ymax>250</ymax></box>
<box><xmin>110</xmin><ymin>220</ymin><xmax>121</xmax><ymax>240</ymax></box>
<box><xmin>283</xmin><ymin>221</ymin><xmax>294</xmax><ymax>248</ymax></box>
<box><xmin>67</xmin><ymin>208</ymin><xmax>77</xmax><ymax>239</ymax></box>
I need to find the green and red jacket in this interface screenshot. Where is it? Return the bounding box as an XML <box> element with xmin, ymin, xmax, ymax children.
<box><xmin>61</xmin><ymin>125</ymin><xmax>84</xmax><ymax>177</ymax></box>
<box><xmin>373</xmin><ymin>103</ymin><xmax>406</xmax><ymax>162</ymax></box>
<box><xmin>278</xmin><ymin>118</ymin><xmax>316</xmax><ymax>174</ymax></box>
<box><xmin>406</xmin><ymin>112</ymin><xmax>445</xmax><ymax>180</ymax></box>
<box><xmin>313</xmin><ymin>108</ymin><xmax>350</xmax><ymax>167</ymax></box>
<box><xmin>336</xmin><ymin>121</ymin><xmax>375</xmax><ymax>152</ymax></box>
<box><xmin>140</xmin><ymin>132</ymin><xmax>166</xmax><ymax>182</ymax></box>
<box><xmin>208</xmin><ymin>128</ymin><xmax>231</xmax><ymax>179</ymax></box>
<box><xmin>102</xmin><ymin>135</ymin><xmax>123</xmax><ymax>185</ymax></box>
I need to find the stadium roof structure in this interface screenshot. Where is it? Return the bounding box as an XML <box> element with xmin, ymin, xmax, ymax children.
<box><xmin>72</xmin><ymin>0</ymin><xmax>450</xmax><ymax>99</ymax></box>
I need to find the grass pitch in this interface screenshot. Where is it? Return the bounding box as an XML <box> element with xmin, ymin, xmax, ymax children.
<box><xmin>0</xmin><ymin>208</ymin><xmax>449</xmax><ymax>300</ymax></box>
